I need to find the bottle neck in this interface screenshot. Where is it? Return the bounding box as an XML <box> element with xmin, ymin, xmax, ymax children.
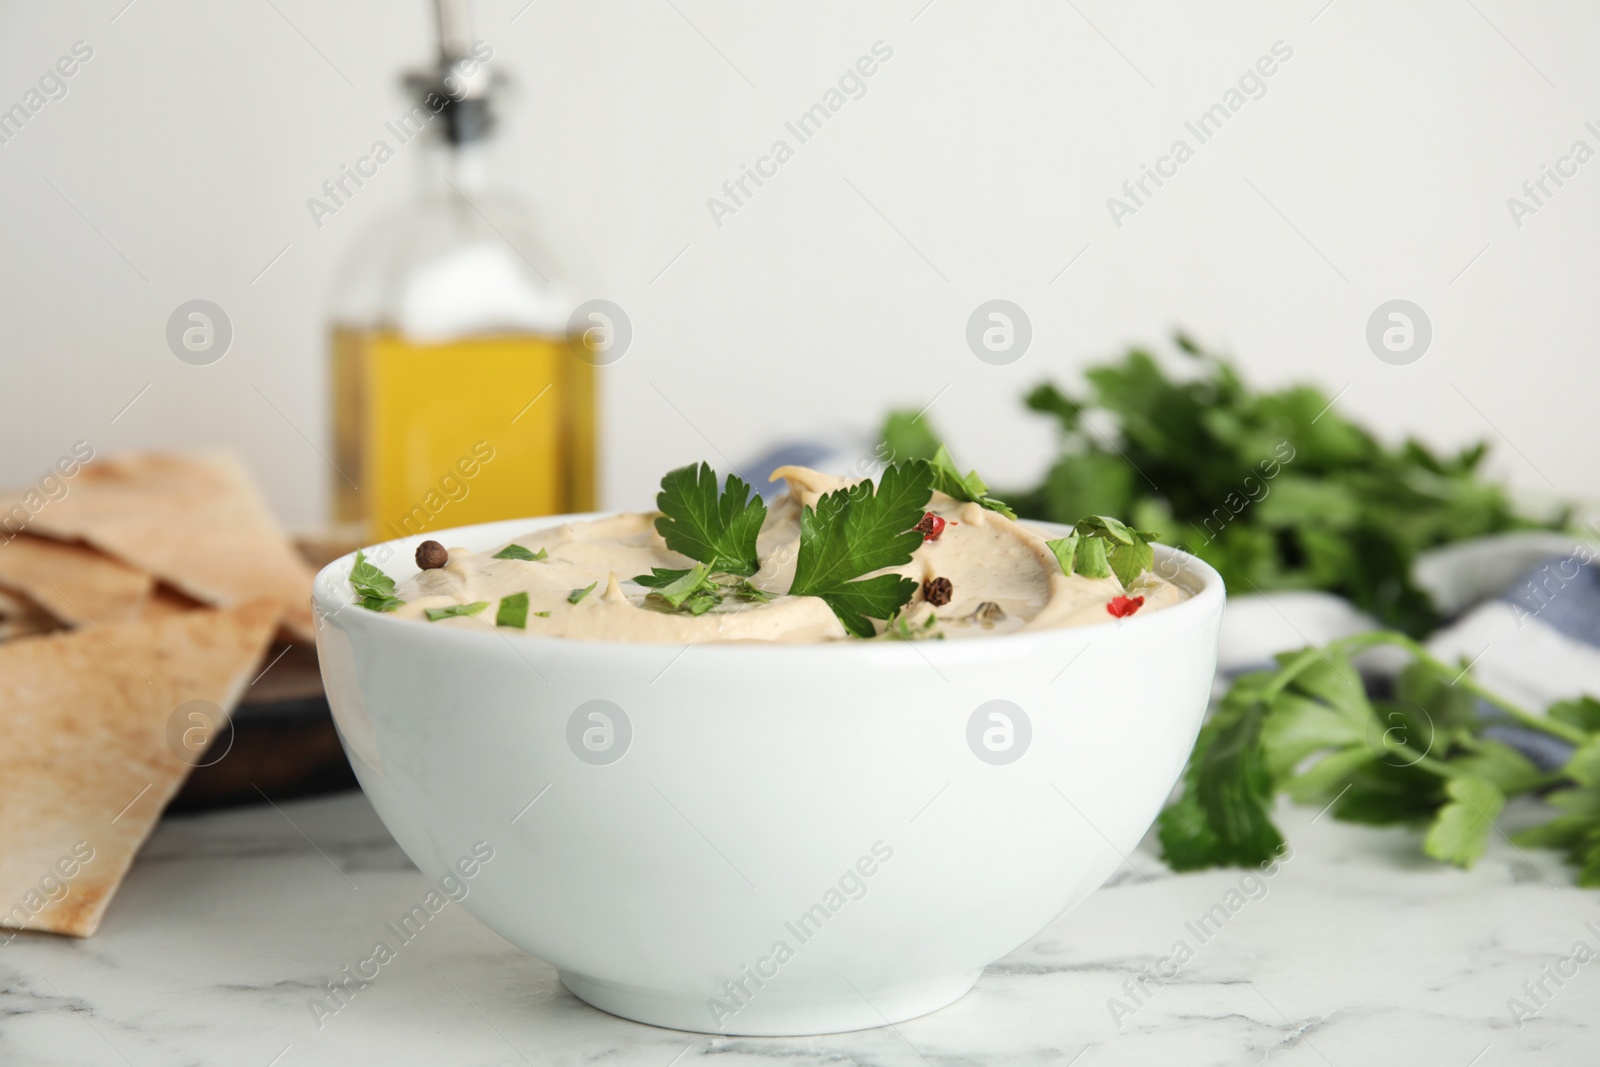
<box><xmin>418</xmin><ymin>133</ymin><xmax>491</xmax><ymax>198</ymax></box>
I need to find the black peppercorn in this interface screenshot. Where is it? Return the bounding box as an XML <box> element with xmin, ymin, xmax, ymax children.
<box><xmin>415</xmin><ymin>540</ymin><xmax>448</xmax><ymax>570</ymax></box>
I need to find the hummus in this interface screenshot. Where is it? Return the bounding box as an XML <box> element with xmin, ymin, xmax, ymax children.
<box><xmin>389</xmin><ymin>466</ymin><xmax>1189</xmax><ymax>642</ymax></box>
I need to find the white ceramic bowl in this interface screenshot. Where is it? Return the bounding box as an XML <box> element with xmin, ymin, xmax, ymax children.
<box><xmin>313</xmin><ymin>514</ymin><xmax>1224</xmax><ymax>1036</ymax></box>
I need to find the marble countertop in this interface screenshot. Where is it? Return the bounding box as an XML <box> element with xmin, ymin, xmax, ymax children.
<box><xmin>2</xmin><ymin>789</ymin><xmax>1594</xmax><ymax>1066</ymax></box>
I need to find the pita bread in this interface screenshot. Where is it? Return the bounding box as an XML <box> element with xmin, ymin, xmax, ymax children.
<box><xmin>0</xmin><ymin>453</ymin><xmax>313</xmax><ymax>641</ymax></box>
<box><xmin>0</xmin><ymin>599</ymin><xmax>279</xmax><ymax>938</ymax></box>
<box><xmin>0</xmin><ymin>535</ymin><xmax>152</xmax><ymax>627</ymax></box>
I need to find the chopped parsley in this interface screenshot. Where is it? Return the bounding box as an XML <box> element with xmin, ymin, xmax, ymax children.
<box><xmin>928</xmin><ymin>445</ymin><xmax>1016</xmax><ymax>520</ymax></box>
<box><xmin>1046</xmin><ymin>516</ymin><xmax>1159</xmax><ymax>588</ymax></box>
<box><xmin>425</xmin><ymin>601</ymin><xmax>489</xmax><ymax>621</ymax></box>
<box><xmin>350</xmin><ymin>550</ymin><xmax>404</xmax><ymax>611</ymax></box>
<box><xmin>496</xmin><ymin>592</ymin><xmax>530</xmax><ymax>629</ymax></box>
<box><xmin>568</xmin><ymin>582</ymin><xmax>597</xmax><ymax>605</ymax></box>
<box><xmin>632</xmin><ymin>563</ymin><xmax>769</xmax><ymax>616</ymax></box>
<box><xmin>636</xmin><ymin>563</ymin><xmax>718</xmax><ymax>613</ymax></box>
<box><xmin>493</xmin><ymin>544</ymin><xmax>547</xmax><ymax>561</ymax></box>
<box><xmin>533</xmin><ymin>610</ymin><xmax>551</xmax><ymax>618</ymax></box>
<box><xmin>788</xmin><ymin>460</ymin><xmax>932</xmax><ymax>638</ymax></box>
<box><xmin>883</xmin><ymin>610</ymin><xmax>943</xmax><ymax>641</ymax></box>
<box><xmin>654</xmin><ymin>462</ymin><xmax>766</xmax><ymax>576</ymax></box>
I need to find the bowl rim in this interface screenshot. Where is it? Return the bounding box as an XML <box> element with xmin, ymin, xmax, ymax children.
<box><xmin>311</xmin><ymin>512</ymin><xmax>1226</xmax><ymax>657</ymax></box>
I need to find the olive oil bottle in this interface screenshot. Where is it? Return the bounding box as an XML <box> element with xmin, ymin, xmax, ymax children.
<box><xmin>328</xmin><ymin>0</ymin><xmax>596</xmax><ymax>541</ymax></box>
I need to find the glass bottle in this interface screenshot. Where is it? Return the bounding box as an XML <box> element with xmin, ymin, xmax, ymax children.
<box><xmin>328</xmin><ymin>0</ymin><xmax>596</xmax><ymax>542</ymax></box>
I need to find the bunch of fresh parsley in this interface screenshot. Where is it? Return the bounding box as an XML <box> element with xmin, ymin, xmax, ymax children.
<box><xmin>1157</xmin><ymin>631</ymin><xmax>1600</xmax><ymax>884</ymax></box>
<box><xmin>881</xmin><ymin>335</ymin><xmax>1561</xmax><ymax>635</ymax></box>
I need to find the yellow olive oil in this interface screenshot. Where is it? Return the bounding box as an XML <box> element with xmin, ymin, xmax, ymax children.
<box><xmin>331</xmin><ymin>327</ymin><xmax>596</xmax><ymax>540</ymax></box>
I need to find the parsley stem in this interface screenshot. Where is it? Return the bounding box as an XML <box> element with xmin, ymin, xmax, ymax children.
<box><xmin>1260</xmin><ymin>645</ymin><xmax>1326</xmax><ymax>702</ymax></box>
<box><xmin>1383</xmin><ymin>744</ymin><xmax>1456</xmax><ymax>780</ymax></box>
<box><xmin>1327</xmin><ymin>632</ymin><xmax>1589</xmax><ymax>747</ymax></box>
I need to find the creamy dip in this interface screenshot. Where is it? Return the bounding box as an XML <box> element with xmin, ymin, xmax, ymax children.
<box><xmin>389</xmin><ymin>466</ymin><xmax>1189</xmax><ymax>642</ymax></box>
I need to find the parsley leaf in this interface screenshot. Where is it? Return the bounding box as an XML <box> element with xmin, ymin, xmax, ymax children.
<box><xmin>1327</xmin><ymin>758</ymin><xmax>1445</xmax><ymax>825</ymax></box>
<box><xmin>1423</xmin><ymin>777</ymin><xmax>1505</xmax><ymax>868</ymax></box>
<box><xmin>496</xmin><ymin>592</ymin><xmax>530</xmax><ymax>629</ymax></box>
<box><xmin>878</xmin><ymin>411</ymin><xmax>943</xmax><ymax>463</ymax></box>
<box><xmin>1551</xmin><ymin>696</ymin><xmax>1600</xmax><ymax>733</ymax></box>
<box><xmin>637</xmin><ymin>564</ymin><xmax>714</xmax><ymax>609</ymax></box>
<box><xmin>788</xmin><ymin>460</ymin><xmax>932</xmax><ymax>638</ymax></box>
<box><xmin>928</xmin><ymin>445</ymin><xmax>1016</xmax><ymax>519</ymax></box>
<box><xmin>493</xmin><ymin>544</ymin><xmax>547</xmax><ymax>561</ymax></box>
<box><xmin>654</xmin><ymin>463</ymin><xmax>767</xmax><ymax>576</ymax></box>
<box><xmin>533</xmin><ymin>610</ymin><xmax>551</xmax><ymax>618</ymax></box>
<box><xmin>1157</xmin><ymin>672</ymin><xmax>1285</xmax><ymax>870</ymax></box>
<box><xmin>1046</xmin><ymin>516</ymin><xmax>1160</xmax><ymax>588</ymax></box>
<box><xmin>568</xmin><ymin>582</ymin><xmax>597</xmax><ymax>605</ymax></box>
<box><xmin>632</xmin><ymin>566</ymin><xmax>695</xmax><ymax>590</ymax></box>
<box><xmin>425</xmin><ymin>601</ymin><xmax>489</xmax><ymax>621</ymax></box>
<box><xmin>1513</xmin><ymin>787</ymin><xmax>1600</xmax><ymax>887</ymax></box>
<box><xmin>633</xmin><ymin>564</ymin><xmax>770</xmax><ymax>616</ymax></box>
<box><xmin>350</xmin><ymin>550</ymin><xmax>404</xmax><ymax>611</ymax></box>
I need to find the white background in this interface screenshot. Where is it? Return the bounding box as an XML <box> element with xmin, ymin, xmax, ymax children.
<box><xmin>1</xmin><ymin>0</ymin><xmax>1595</xmax><ymax>526</ymax></box>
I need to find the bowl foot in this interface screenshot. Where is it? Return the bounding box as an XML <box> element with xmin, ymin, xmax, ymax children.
<box><xmin>558</xmin><ymin>968</ymin><xmax>982</xmax><ymax>1036</ymax></box>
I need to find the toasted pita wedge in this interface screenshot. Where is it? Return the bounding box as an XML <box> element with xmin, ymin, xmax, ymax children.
<box><xmin>0</xmin><ymin>599</ymin><xmax>279</xmax><ymax>938</ymax></box>
<box><xmin>0</xmin><ymin>453</ymin><xmax>312</xmax><ymax>641</ymax></box>
<box><xmin>0</xmin><ymin>535</ymin><xmax>152</xmax><ymax>627</ymax></box>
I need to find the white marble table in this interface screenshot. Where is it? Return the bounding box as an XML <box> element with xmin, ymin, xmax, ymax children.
<box><xmin>1</xmin><ymin>789</ymin><xmax>1594</xmax><ymax>1066</ymax></box>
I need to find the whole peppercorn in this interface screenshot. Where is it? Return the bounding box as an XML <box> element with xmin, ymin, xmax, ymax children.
<box><xmin>923</xmin><ymin>576</ymin><xmax>953</xmax><ymax>607</ymax></box>
<box><xmin>914</xmin><ymin>512</ymin><xmax>947</xmax><ymax>542</ymax></box>
<box><xmin>415</xmin><ymin>540</ymin><xmax>449</xmax><ymax>570</ymax></box>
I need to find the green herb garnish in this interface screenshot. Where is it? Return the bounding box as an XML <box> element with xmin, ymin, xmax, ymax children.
<box><xmin>533</xmin><ymin>610</ymin><xmax>551</xmax><ymax>618</ymax></box>
<box><xmin>1157</xmin><ymin>631</ymin><xmax>1596</xmax><ymax>880</ymax></box>
<box><xmin>637</xmin><ymin>563</ymin><xmax>718</xmax><ymax>612</ymax></box>
<box><xmin>568</xmin><ymin>582</ymin><xmax>597</xmax><ymax>605</ymax></box>
<box><xmin>787</xmin><ymin>460</ymin><xmax>932</xmax><ymax>638</ymax></box>
<box><xmin>350</xmin><ymin>550</ymin><xmax>404</xmax><ymax>611</ymax></box>
<box><xmin>425</xmin><ymin>601</ymin><xmax>489</xmax><ymax>621</ymax></box>
<box><xmin>654</xmin><ymin>462</ymin><xmax>767</xmax><ymax>576</ymax></box>
<box><xmin>493</xmin><ymin>544</ymin><xmax>547</xmax><ymax>561</ymax></box>
<box><xmin>632</xmin><ymin>564</ymin><xmax>769</xmax><ymax>616</ymax></box>
<box><xmin>883</xmin><ymin>610</ymin><xmax>943</xmax><ymax>641</ymax></box>
<box><xmin>927</xmin><ymin>445</ymin><xmax>1016</xmax><ymax>519</ymax></box>
<box><xmin>496</xmin><ymin>592</ymin><xmax>530</xmax><ymax>628</ymax></box>
<box><xmin>1046</xmin><ymin>516</ymin><xmax>1159</xmax><ymax>588</ymax></box>
<box><xmin>636</xmin><ymin>463</ymin><xmax>775</xmax><ymax>616</ymax></box>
